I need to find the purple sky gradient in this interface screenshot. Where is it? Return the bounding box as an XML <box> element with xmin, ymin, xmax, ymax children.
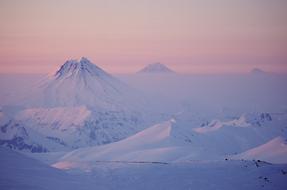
<box><xmin>0</xmin><ymin>0</ymin><xmax>287</xmax><ymax>74</ymax></box>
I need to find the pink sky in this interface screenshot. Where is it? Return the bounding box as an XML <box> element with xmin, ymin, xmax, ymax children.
<box><xmin>0</xmin><ymin>0</ymin><xmax>287</xmax><ymax>74</ymax></box>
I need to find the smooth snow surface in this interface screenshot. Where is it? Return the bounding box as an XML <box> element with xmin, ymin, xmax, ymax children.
<box><xmin>232</xmin><ymin>137</ymin><xmax>287</xmax><ymax>164</ymax></box>
<box><xmin>2</xmin><ymin>147</ymin><xmax>287</xmax><ymax>190</ymax></box>
<box><xmin>0</xmin><ymin>147</ymin><xmax>101</xmax><ymax>190</ymax></box>
<box><xmin>53</xmin><ymin>119</ymin><xmax>185</xmax><ymax>170</ymax></box>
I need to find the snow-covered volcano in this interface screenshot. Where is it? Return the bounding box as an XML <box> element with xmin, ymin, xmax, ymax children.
<box><xmin>0</xmin><ymin>58</ymin><xmax>155</xmax><ymax>152</ymax></box>
<box><xmin>29</xmin><ymin>57</ymin><xmax>140</xmax><ymax>109</ymax></box>
<box><xmin>137</xmin><ymin>63</ymin><xmax>175</xmax><ymax>74</ymax></box>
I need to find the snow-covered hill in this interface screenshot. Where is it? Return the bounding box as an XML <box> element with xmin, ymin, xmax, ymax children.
<box><xmin>137</xmin><ymin>63</ymin><xmax>175</xmax><ymax>74</ymax></box>
<box><xmin>52</xmin><ymin>119</ymin><xmax>186</xmax><ymax>170</ymax></box>
<box><xmin>176</xmin><ymin>112</ymin><xmax>287</xmax><ymax>158</ymax></box>
<box><xmin>51</xmin><ymin>113</ymin><xmax>286</xmax><ymax>170</ymax></box>
<box><xmin>51</xmin><ymin>111</ymin><xmax>287</xmax><ymax>170</ymax></box>
<box><xmin>232</xmin><ymin>137</ymin><xmax>287</xmax><ymax>164</ymax></box>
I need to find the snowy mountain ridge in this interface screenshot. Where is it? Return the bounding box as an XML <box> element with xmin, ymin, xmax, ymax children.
<box><xmin>54</xmin><ymin>57</ymin><xmax>108</xmax><ymax>79</ymax></box>
<box><xmin>0</xmin><ymin>106</ymin><xmax>153</xmax><ymax>152</ymax></box>
<box><xmin>52</xmin><ymin>112</ymin><xmax>287</xmax><ymax>170</ymax></box>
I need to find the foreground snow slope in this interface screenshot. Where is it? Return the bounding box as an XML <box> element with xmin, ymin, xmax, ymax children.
<box><xmin>0</xmin><ymin>147</ymin><xmax>101</xmax><ymax>190</ymax></box>
<box><xmin>2</xmin><ymin>147</ymin><xmax>287</xmax><ymax>190</ymax></box>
